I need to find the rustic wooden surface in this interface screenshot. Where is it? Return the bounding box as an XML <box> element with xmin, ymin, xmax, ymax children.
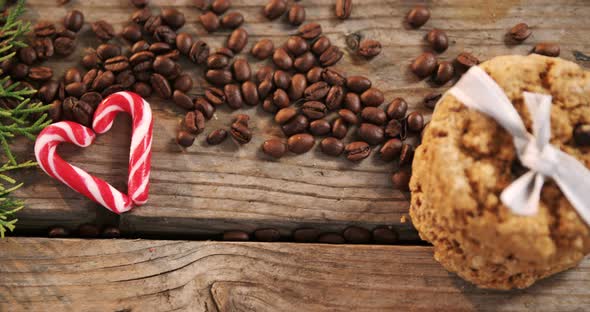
<box><xmin>12</xmin><ymin>0</ymin><xmax>590</xmax><ymax>239</ymax></box>
<box><xmin>1</xmin><ymin>237</ymin><xmax>589</xmax><ymax>312</ymax></box>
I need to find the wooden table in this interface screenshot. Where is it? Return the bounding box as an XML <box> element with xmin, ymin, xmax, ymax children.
<box><xmin>3</xmin><ymin>0</ymin><xmax>590</xmax><ymax>311</ymax></box>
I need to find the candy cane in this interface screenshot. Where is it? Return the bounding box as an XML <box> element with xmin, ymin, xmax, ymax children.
<box><xmin>34</xmin><ymin>121</ymin><xmax>134</xmax><ymax>214</ymax></box>
<box><xmin>93</xmin><ymin>91</ymin><xmax>153</xmax><ymax>205</ymax></box>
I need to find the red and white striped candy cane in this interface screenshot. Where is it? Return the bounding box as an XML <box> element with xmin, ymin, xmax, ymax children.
<box><xmin>93</xmin><ymin>91</ymin><xmax>153</xmax><ymax>205</ymax></box>
<box><xmin>34</xmin><ymin>121</ymin><xmax>134</xmax><ymax>214</ymax></box>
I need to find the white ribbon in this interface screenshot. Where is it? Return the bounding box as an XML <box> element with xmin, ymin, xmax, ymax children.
<box><xmin>448</xmin><ymin>66</ymin><xmax>590</xmax><ymax>225</ymax></box>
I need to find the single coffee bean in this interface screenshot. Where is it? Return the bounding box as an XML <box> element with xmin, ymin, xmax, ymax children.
<box><xmin>54</xmin><ymin>37</ymin><xmax>76</xmax><ymax>56</ymax></box>
<box><xmin>177</xmin><ymin>130</ymin><xmax>196</xmax><ymax>147</ymax></box>
<box><xmin>433</xmin><ymin>61</ymin><xmax>454</xmax><ymax>85</ymax></box>
<box><xmin>48</xmin><ymin>226</ymin><xmax>69</xmax><ymax>238</ymax></box>
<box><xmin>221</xmin><ymin>11</ymin><xmax>244</xmax><ymax>29</ymax></box>
<box><xmin>161</xmin><ymin>8</ymin><xmax>185</xmax><ymax>30</ymax></box>
<box><xmin>18</xmin><ymin>47</ymin><xmax>37</xmax><ymax>65</ymax></box>
<box><xmin>272</xmin><ymin>89</ymin><xmax>290</xmax><ymax>108</ymax></box>
<box><xmin>302</xmin><ymin>101</ymin><xmax>327</xmax><ymax>120</ymax></box>
<box><xmin>358</xmin><ymin>123</ymin><xmax>384</xmax><ymax>145</ymax></box>
<box><xmin>574</xmin><ymin>124</ymin><xmax>590</xmax><ymax>146</ymax></box>
<box><xmin>131</xmin><ymin>0</ymin><xmax>148</xmax><ymax>8</ymax></box>
<box><xmin>338</xmin><ymin>108</ymin><xmax>358</xmax><ymax>125</ymax></box>
<box><xmin>39</xmin><ymin>80</ymin><xmax>60</xmax><ymax>103</ymax></box>
<box><xmin>154</xmin><ymin>25</ymin><xmax>177</xmax><ymax>45</ymax></box>
<box><xmin>311</xmin><ymin>36</ymin><xmax>331</xmax><ymax>56</ymax></box>
<box><xmin>345</xmin><ymin>141</ymin><xmax>371</xmax><ymax>161</ymax></box>
<box><xmin>92</xmin><ymin>20</ymin><xmax>115</xmax><ymax>41</ymax></box>
<box><xmin>320</xmin><ymin>137</ymin><xmax>344</xmax><ymax>156</ymax></box>
<box><xmin>56</xmin><ymin>27</ymin><xmax>77</xmax><ymax>39</ymax></box>
<box><xmin>29</xmin><ymin>66</ymin><xmax>53</xmax><ymax>81</ymax></box>
<box><xmin>293</xmin><ymin>52</ymin><xmax>316</xmax><ymax>73</ymax></box>
<box><xmin>230</xmin><ymin>122</ymin><xmax>252</xmax><ymax>144</ymax></box>
<box><xmin>82</xmin><ymin>68</ymin><xmax>99</xmax><ymax>88</ymax></box>
<box><xmin>373</xmin><ymin>227</ymin><xmax>398</xmax><ymax>244</ymax></box>
<box><xmin>282</xmin><ymin>114</ymin><xmax>309</xmax><ymax>136</ymax></box>
<box><xmin>533</xmin><ymin>43</ymin><xmax>560</xmax><ymax>57</ymax></box>
<box><xmin>234</xmin><ymin>113</ymin><xmax>250</xmax><ymax>127</ymax></box>
<box><xmin>273</xmin><ymin>70</ymin><xmax>291</xmax><ymax>90</ymax></box>
<box><xmin>411</xmin><ymin>52</ymin><xmax>437</xmax><ymax>78</ymax></box>
<box><xmin>207</xmin><ymin>129</ymin><xmax>228</xmax><ymax>145</ymax></box>
<box><xmin>319</xmin><ymin>46</ymin><xmax>343</xmax><ymax>67</ymax></box>
<box><xmin>161</xmin><ymin>48</ymin><xmax>181</xmax><ymax>61</ymax></box>
<box><xmin>251</xmin><ymin>39</ymin><xmax>274</xmax><ymax>60</ymax></box>
<box><xmin>218</xmin><ymin>46</ymin><xmax>236</xmax><ymax>58</ymax></box>
<box><xmin>239</xmin><ymin>81</ymin><xmax>258</xmax><ymax>106</ymax></box>
<box><xmin>154</xmin><ymin>56</ymin><xmax>177</xmax><ymax>78</ymax></box>
<box><xmin>331</xmin><ymin>118</ymin><xmax>348</xmax><ymax>139</ymax></box>
<box><xmin>78</xmin><ymin>223</ymin><xmax>99</xmax><ymax>238</ymax></box>
<box><xmin>509</xmin><ymin>23</ymin><xmax>531</xmax><ymax>42</ymax></box>
<box><xmin>399</xmin><ymin>143</ymin><xmax>414</xmax><ymax>166</ymax></box>
<box><xmin>358</xmin><ymin>39</ymin><xmax>382</xmax><ymax>58</ymax></box>
<box><xmin>286</xmin><ymin>36</ymin><xmax>309</xmax><ymax>56</ymax></box>
<box><xmin>189</xmin><ymin>40</ymin><xmax>210</xmax><ymax>64</ymax></box>
<box><xmin>223</xmin><ymin>230</ymin><xmax>250</xmax><ymax>241</ymax></box>
<box><xmin>224</xmin><ymin>84</ymin><xmax>244</xmax><ymax>109</ymax></box>
<box><xmin>254</xmin><ymin>228</ymin><xmax>281</xmax><ymax>242</ymax></box>
<box><xmin>227</xmin><ymin>28</ymin><xmax>248</xmax><ymax>53</ymax></box>
<box><xmin>97</xmin><ymin>44</ymin><xmax>122</xmax><ymax>62</ymax></box>
<box><xmin>80</xmin><ymin>92</ymin><xmax>103</xmax><ymax>109</ymax></box>
<box><xmin>406</xmin><ymin>5</ymin><xmax>430</xmax><ymax>28</ymax></box>
<box><xmin>34</xmin><ymin>37</ymin><xmax>54</xmax><ymax>60</ymax></box>
<box><xmin>200</xmin><ymin>11</ymin><xmax>220</xmax><ymax>32</ymax></box>
<box><xmin>131</xmin><ymin>8</ymin><xmax>152</xmax><ymax>24</ymax></box>
<box><xmin>211</xmin><ymin>0</ymin><xmax>231</xmax><ymax>14</ymax></box>
<box><xmin>258</xmin><ymin>78</ymin><xmax>274</xmax><ymax>99</ymax></box>
<box><xmin>71</xmin><ymin>98</ymin><xmax>93</xmax><ymax>126</ymax></box>
<box><xmin>174</xmin><ymin>74</ymin><xmax>193</xmax><ymax>93</ymax></box>
<box><xmin>203</xmin><ymin>88</ymin><xmax>224</xmax><ymax>107</ymax></box>
<box><xmin>322</xmin><ymin>68</ymin><xmax>346</xmax><ymax>86</ymax></box>
<box><xmin>175</xmin><ymin>33</ymin><xmax>193</xmax><ymax>55</ymax></box>
<box><xmin>392</xmin><ymin>169</ymin><xmax>411</xmax><ymax>191</ymax></box>
<box><xmin>424</xmin><ymin>92</ymin><xmax>442</xmax><ymax>109</ymax></box>
<box><xmin>288</xmin><ymin>133</ymin><xmax>314</xmax><ymax>154</ymax></box>
<box><xmin>255</xmin><ymin>65</ymin><xmax>275</xmax><ymax>83</ymax></box>
<box><xmin>361</xmin><ymin>107</ymin><xmax>386</xmax><ymax>125</ymax></box>
<box><xmin>10</xmin><ymin>63</ymin><xmax>28</xmax><ymax>80</ymax></box>
<box><xmin>264</xmin><ymin>0</ymin><xmax>288</xmax><ymax>20</ymax></box>
<box><xmin>184</xmin><ymin>110</ymin><xmax>206</xmax><ymax>134</ymax></box>
<box><xmin>288</xmin><ymin>4</ymin><xmax>306</xmax><ymax>26</ymax></box>
<box><xmin>144</xmin><ymin>15</ymin><xmax>163</xmax><ymax>34</ymax></box>
<box><xmin>121</xmin><ymin>23</ymin><xmax>142</xmax><ymax>43</ymax></box>
<box><xmin>298</xmin><ymin>22</ymin><xmax>322</xmax><ymax>40</ymax></box>
<box><xmin>343</xmin><ymin>226</ymin><xmax>371</xmax><ymax>244</ymax></box>
<box><xmin>173</xmin><ymin>90</ymin><xmax>194</xmax><ymax>110</ymax></box>
<box><xmin>325</xmin><ymin>85</ymin><xmax>345</xmax><ymax>110</ymax></box>
<box><xmin>288</xmin><ymin>73</ymin><xmax>307</xmax><ymax>101</ymax></box>
<box><xmin>345</xmin><ymin>76</ymin><xmax>371</xmax><ymax>94</ymax></box>
<box><xmin>101</xmin><ymin>84</ymin><xmax>125</xmax><ymax>98</ymax></box>
<box><xmin>150</xmin><ymin>73</ymin><xmax>172</xmax><ymax>98</ymax></box>
<box><xmin>304</xmin><ymin>81</ymin><xmax>329</xmax><ymax>101</ymax></box>
<box><xmin>262</xmin><ymin>138</ymin><xmax>287</xmax><ymax>158</ymax></box>
<box><xmin>104</xmin><ymin>56</ymin><xmax>130</xmax><ymax>72</ymax></box>
<box><xmin>426</xmin><ymin>29</ymin><xmax>449</xmax><ymax>53</ymax></box>
<box><xmin>206</xmin><ymin>69</ymin><xmax>233</xmax><ymax>86</ymax></box>
<box><xmin>194</xmin><ymin>97</ymin><xmax>216</xmax><ymax>119</ymax></box>
<box><xmin>344</xmin><ymin>92</ymin><xmax>361</xmax><ymax>113</ymax></box>
<box><xmin>380</xmin><ymin>138</ymin><xmax>403</xmax><ymax>161</ymax></box>
<box><xmin>262</xmin><ymin>96</ymin><xmax>277</xmax><ymax>113</ymax></box>
<box><xmin>306</xmin><ymin>67</ymin><xmax>323</xmax><ymax>83</ymax></box>
<box><xmin>384</xmin><ymin>119</ymin><xmax>403</xmax><ymax>138</ymax></box>
<box><xmin>273</xmin><ymin>47</ymin><xmax>293</xmax><ymax>70</ymax></box>
<box><xmin>64</xmin><ymin>67</ymin><xmax>82</xmax><ymax>84</ymax></box>
<box><xmin>360</xmin><ymin>88</ymin><xmax>384</xmax><ymax>107</ymax></box>
<box><xmin>387</xmin><ymin>98</ymin><xmax>408</xmax><ymax>119</ymax></box>
<box><xmin>310</xmin><ymin>119</ymin><xmax>331</xmax><ymax>136</ymax></box>
<box><xmin>293</xmin><ymin>228</ymin><xmax>320</xmax><ymax>242</ymax></box>
<box><xmin>63</xmin><ymin>9</ymin><xmax>84</xmax><ymax>32</ymax></box>
<box><xmin>456</xmin><ymin>52</ymin><xmax>480</xmax><ymax>69</ymax></box>
<box><xmin>81</xmin><ymin>53</ymin><xmax>99</xmax><ymax>69</ymax></box>
<box><xmin>232</xmin><ymin>58</ymin><xmax>251</xmax><ymax>82</ymax></box>
<box><xmin>335</xmin><ymin>0</ymin><xmax>352</xmax><ymax>19</ymax></box>
<box><xmin>34</xmin><ymin>21</ymin><xmax>56</xmax><ymax>37</ymax></box>
<box><xmin>149</xmin><ymin>42</ymin><xmax>172</xmax><ymax>55</ymax></box>
<box><xmin>132</xmin><ymin>82</ymin><xmax>152</xmax><ymax>98</ymax></box>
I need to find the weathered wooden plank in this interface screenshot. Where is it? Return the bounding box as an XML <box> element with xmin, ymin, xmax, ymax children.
<box><xmin>1</xmin><ymin>237</ymin><xmax>589</xmax><ymax>311</ymax></box>
<box><xmin>12</xmin><ymin>0</ymin><xmax>590</xmax><ymax>237</ymax></box>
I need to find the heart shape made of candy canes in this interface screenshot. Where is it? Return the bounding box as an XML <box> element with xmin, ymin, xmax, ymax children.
<box><xmin>34</xmin><ymin>92</ymin><xmax>153</xmax><ymax>214</ymax></box>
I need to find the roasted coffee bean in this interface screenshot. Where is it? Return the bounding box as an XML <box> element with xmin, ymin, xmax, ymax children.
<box><xmin>63</xmin><ymin>9</ymin><xmax>84</xmax><ymax>32</ymax></box>
<box><xmin>424</xmin><ymin>92</ymin><xmax>442</xmax><ymax>109</ymax></box>
<box><xmin>58</xmin><ymin>81</ymin><xmax>66</xmax><ymax>100</ymax></box>
<box><xmin>231</xmin><ymin>58</ymin><xmax>251</xmax><ymax>82</ymax></box>
<box><xmin>206</xmin><ymin>69</ymin><xmax>233</xmax><ymax>86</ymax></box>
<box><xmin>286</xmin><ymin>36</ymin><xmax>309</xmax><ymax>56</ymax></box>
<box><xmin>188</xmin><ymin>40</ymin><xmax>209</xmax><ymax>65</ymax></box>
<box><xmin>224</xmin><ymin>84</ymin><xmax>244</xmax><ymax>109</ymax></box>
<box><xmin>509</xmin><ymin>23</ymin><xmax>531</xmax><ymax>42</ymax></box>
<box><xmin>262</xmin><ymin>138</ymin><xmax>287</xmax><ymax>158</ymax></box>
<box><xmin>207</xmin><ymin>129</ymin><xmax>228</xmax><ymax>145</ymax></box>
<box><xmin>338</xmin><ymin>109</ymin><xmax>358</xmax><ymax>125</ymax></box>
<box><xmin>262</xmin><ymin>96</ymin><xmax>277</xmax><ymax>113</ymax></box>
<box><xmin>343</xmin><ymin>226</ymin><xmax>371</xmax><ymax>244</ymax></box>
<box><xmin>380</xmin><ymin>138</ymin><xmax>403</xmax><ymax>161</ymax></box>
<box><xmin>272</xmin><ymin>89</ymin><xmax>290</xmax><ymax>108</ymax></box>
<box><xmin>360</xmin><ymin>88</ymin><xmax>384</xmax><ymax>107</ymax></box>
<box><xmin>131</xmin><ymin>8</ymin><xmax>152</xmax><ymax>24</ymax></box>
<box><xmin>406</xmin><ymin>111</ymin><xmax>424</xmax><ymax>132</ymax></box>
<box><xmin>325</xmin><ymin>85</ymin><xmax>345</xmax><ymax>110</ymax></box>
<box><xmin>255</xmin><ymin>65</ymin><xmax>275</xmax><ymax>83</ymax></box>
<box><xmin>161</xmin><ymin>49</ymin><xmax>181</xmax><ymax>61</ymax></box>
<box><xmin>426</xmin><ymin>29</ymin><xmax>448</xmax><ymax>53</ymax></box>
<box><xmin>344</xmin><ymin>76</ymin><xmax>370</xmax><ymax>94</ymax></box>
<box><xmin>306</xmin><ymin>67</ymin><xmax>323</xmax><ymax>83</ymax></box>
<box><xmin>69</xmin><ymin>98</ymin><xmax>93</xmax><ymax>126</ymax></box>
<box><xmin>321</xmin><ymin>68</ymin><xmax>345</xmax><ymax>86</ymax></box>
<box><xmin>62</xmin><ymin>96</ymin><xmax>76</xmax><ymax>120</ymax></box>
<box><xmin>153</xmin><ymin>56</ymin><xmax>177</xmax><ymax>77</ymax></box>
<box><xmin>234</xmin><ymin>113</ymin><xmax>250</xmax><ymax>127</ymax></box>
<box><xmin>392</xmin><ymin>169</ymin><xmax>411</xmax><ymax>190</ymax></box>
<box><xmin>456</xmin><ymin>52</ymin><xmax>479</xmax><ymax>69</ymax></box>
<box><xmin>319</xmin><ymin>46</ymin><xmax>343</xmax><ymax>67</ymax></box>
<box><xmin>399</xmin><ymin>143</ymin><xmax>414</xmax><ymax>166</ymax></box>
<box><xmin>56</xmin><ymin>27</ymin><xmax>77</xmax><ymax>39</ymax></box>
<box><xmin>344</xmin><ymin>92</ymin><xmax>361</xmax><ymax>113</ymax></box>
<box><xmin>29</xmin><ymin>66</ymin><xmax>53</xmax><ymax>81</ymax></box>
<box><xmin>64</xmin><ymin>67</ymin><xmax>82</xmax><ymax>84</ymax></box>
<box><xmin>92</xmin><ymin>20</ymin><xmax>115</xmax><ymax>41</ymax></box>
<box><xmin>172</xmin><ymin>90</ymin><xmax>194</xmax><ymax>110</ymax></box>
<box><xmin>298</xmin><ymin>22</ymin><xmax>322</xmax><ymax>40</ymax></box>
<box><xmin>258</xmin><ymin>78</ymin><xmax>274</xmax><ymax>99</ymax></box>
<box><xmin>226</xmin><ymin>28</ymin><xmax>248</xmax><ymax>53</ymax></box>
<box><xmin>230</xmin><ymin>122</ymin><xmax>252</xmax><ymax>144</ymax></box>
<box><xmin>184</xmin><ymin>110</ymin><xmax>206</xmax><ymax>134</ymax></box>
<box><xmin>574</xmin><ymin>124</ymin><xmax>590</xmax><ymax>146</ymax></box>
<box><xmin>199</xmin><ymin>11</ymin><xmax>220</xmax><ymax>32</ymax></box>
<box><xmin>205</xmin><ymin>87</ymin><xmax>226</xmax><ymax>106</ymax></box>
<box><xmin>345</xmin><ymin>141</ymin><xmax>371</xmax><ymax>161</ymax></box>
<box><xmin>131</xmin><ymin>0</ymin><xmax>148</xmax><ymax>8</ymax></box>
<box><xmin>144</xmin><ymin>15</ymin><xmax>163</xmax><ymax>34</ymax></box>
<box><xmin>358</xmin><ymin>39</ymin><xmax>382</xmax><ymax>58</ymax></box>
<box><xmin>176</xmin><ymin>130</ymin><xmax>195</xmax><ymax>147</ymax></box>
<box><xmin>288</xmin><ymin>133</ymin><xmax>314</xmax><ymax>154</ymax></box>
<box><xmin>161</xmin><ymin>8</ymin><xmax>185</xmax><ymax>30</ymax></box>
<box><xmin>411</xmin><ymin>52</ymin><xmax>437</xmax><ymax>78</ymax></box>
<box><xmin>264</xmin><ymin>0</ymin><xmax>287</xmax><ymax>20</ymax></box>
<box><xmin>221</xmin><ymin>11</ymin><xmax>244</xmax><ymax>29</ymax></box>
<box><xmin>173</xmin><ymin>33</ymin><xmax>192</xmax><ymax>55</ymax></box>
<box><xmin>237</xmin><ymin>82</ymin><xmax>257</xmax><ymax>107</ymax></box>
<box><xmin>288</xmin><ymin>73</ymin><xmax>307</xmax><ymax>101</ymax></box>
<box><xmin>406</xmin><ymin>5</ymin><xmax>430</xmax><ymax>28</ymax></box>
<box><xmin>83</xmin><ymin>68</ymin><xmax>99</xmax><ymax>88</ymax></box>
<box><xmin>101</xmin><ymin>84</ymin><xmax>124</xmax><ymax>98</ymax></box>
<box><xmin>331</xmin><ymin>118</ymin><xmax>348</xmax><ymax>139</ymax></box>
<box><xmin>310</xmin><ymin>119</ymin><xmax>331</xmax><ymax>136</ymax></box>
<box><xmin>223</xmin><ymin>231</ymin><xmax>250</xmax><ymax>241</ymax></box>
<box><xmin>121</xmin><ymin>23</ymin><xmax>142</xmax><ymax>42</ymax></box>
<box><xmin>39</xmin><ymin>81</ymin><xmax>60</xmax><ymax>103</ymax></box>
<box><xmin>10</xmin><ymin>63</ymin><xmax>28</xmax><ymax>80</ymax></box>
<box><xmin>273</xmin><ymin>70</ymin><xmax>291</xmax><ymax>90</ymax></box>
<box><xmin>150</xmin><ymin>73</ymin><xmax>172</xmax><ymax>98</ymax></box>
<box><xmin>311</xmin><ymin>36</ymin><xmax>331</xmax><ymax>56</ymax></box>
<box><xmin>320</xmin><ymin>137</ymin><xmax>344</xmax><ymax>156</ymax></box>
<box><xmin>48</xmin><ymin>226</ymin><xmax>69</xmax><ymax>238</ymax></box>
<box><xmin>288</xmin><ymin>4</ymin><xmax>306</xmax><ymax>26</ymax></box>
<box><xmin>533</xmin><ymin>43</ymin><xmax>560</xmax><ymax>57</ymax></box>
<box><xmin>293</xmin><ymin>228</ymin><xmax>320</xmax><ymax>242</ymax></box>
<box><xmin>78</xmin><ymin>223</ymin><xmax>99</xmax><ymax>238</ymax></box>
<box><xmin>251</xmin><ymin>39</ymin><xmax>274</xmax><ymax>60</ymax></box>
<box><xmin>304</xmin><ymin>81</ymin><xmax>329</xmax><ymax>101</ymax></box>
<box><xmin>384</xmin><ymin>119</ymin><xmax>403</xmax><ymax>138</ymax></box>
<box><xmin>104</xmin><ymin>56</ymin><xmax>129</xmax><ymax>72</ymax></box>
<box><xmin>34</xmin><ymin>21</ymin><xmax>56</xmax><ymax>37</ymax></box>
<box><xmin>80</xmin><ymin>92</ymin><xmax>102</xmax><ymax>109</ymax></box>
<box><xmin>54</xmin><ymin>37</ymin><xmax>76</xmax><ymax>56</ymax></box>
<box><xmin>361</xmin><ymin>107</ymin><xmax>386</xmax><ymax>125</ymax></box>
<box><xmin>293</xmin><ymin>52</ymin><xmax>316</xmax><ymax>73</ymax></box>
<box><xmin>254</xmin><ymin>228</ymin><xmax>281</xmax><ymax>242</ymax></box>
<box><xmin>211</xmin><ymin>0</ymin><xmax>231</xmax><ymax>14</ymax></box>
<box><xmin>97</xmin><ymin>44</ymin><xmax>121</xmax><ymax>61</ymax></box>
<box><xmin>335</xmin><ymin>0</ymin><xmax>352</xmax><ymax>19</ymax></box>
<box><xmin>34</xmin><ymin>38</ymin><xmax>54</xmax><ymax>60</ymax></box>
<box><xmin>132</xmin><ymin>82</ymin><xmax>152</xmax><ymax>98</ymax></box>
<box><xmin>302</xmin><ymin>101</ymin><xmax>327</xmax><ymax>119</ymax></box>
<box><xmin>149</xmin><ymin>42</ymin><xmax>172</xmax><ymax>55</ymax></box>
<box><xmin>194</xmin><ymin>97</ymin><xmax>216</xmax><ymax>119</ymax></box>
<box><xmin>273</xmin><ymin>47</ymin><xmax>293</xmax><ymax>70</ymax></box>
<box><xmin>154</xmin><ymin>25</ymin><xmax>177</xmax><ymax>45</ymax></box>
<box><xmin>18</xmin><ymin>47</ymin><xmax>36</xmax><ymax>65</ymax></box>
<box><xmin>358</xmin><ymin>123</ymin><xmax>384</xmax><ymax>145</ymax></box>
<box><xmin>387</xmin><ymin>98</ymin><xmax>408</xmax><ymax>120</ymax></box>
<box><xmin>282</xmin><ymin>114</ymin><xmax>309</xmax><ymax>136</ymax></box>
<box><xmin>81</xmin><ymin>53</ymin><xmax>99</xmax><ymax>69</ymax></box>
<box><xmin>433</xmin><ymin>61</ymin><xmax>454</xmax><ymax>85</ymax></box>
<box><xmin>373</xmin><ymin>227</ymin><xmax>398</xmax><ymax>244</ymax></box>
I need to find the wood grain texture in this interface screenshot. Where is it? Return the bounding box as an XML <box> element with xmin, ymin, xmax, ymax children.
<box><xmin>1</xmin><ymin>237</ymin><xmax>589</xmax><ymax>312</ymax></box>
<box><xmin>13</xmin><ymin>0</ymin><xmax>590</xmax><ymax>238</ymax></box>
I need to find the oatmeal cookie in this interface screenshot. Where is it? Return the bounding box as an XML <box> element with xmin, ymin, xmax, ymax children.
<box><xmin>410</xmin><ymin>54</ymin><xmax>590</xmax><ymax>289</ymax></box>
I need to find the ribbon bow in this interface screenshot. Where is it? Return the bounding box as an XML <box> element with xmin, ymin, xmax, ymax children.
<box><xmin>448</xmin><ymin>66</ymin><xmax>590</xmax><ymax>225</ymax></box>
